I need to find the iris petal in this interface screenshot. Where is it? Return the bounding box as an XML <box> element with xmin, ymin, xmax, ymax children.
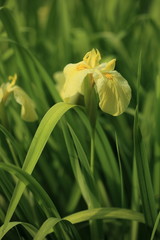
<box><xmin>98</xmin><ymin>59</ymin><xmax>116</xmax><ymax>72</ymax></box>
<box><xmin>95</xmin><ymin>71</ymin><xmax>131</xmax><ymax>116</ymax></box>
<box><xmin>13</xmin><ymin>86</ymin><xmax>38</xmax><ymax>122</ymax></box>
<box><xmin>61</xmin><ymin>50</ymin><xmax>131</xmax><ymax>114</ymax></box>
<box><xmin>0</xmin><ymin>88</ymin><xmax>3</xmax><ymax>102</ymax></box>
<box><xmin>104</xmin><ymin>59</ymin><xmax>116</xmax><ymax>71</ymax></box>
<box><xmin>83</xmin><ymin>49</ymin><xmax>101</xmax><ymax>68</ymax></box>
<box><xmin>62</xmin><ymin>62</ymin><xmax>91</xmax><ymax>101</ymax></box>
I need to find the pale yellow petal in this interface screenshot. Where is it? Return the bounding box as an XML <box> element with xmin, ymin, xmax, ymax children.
<box><xmin>83</xmin><ymin>49</ymin><xmax>101</xmax><ymax>68</ymax></box>
<box><xmin>63</xmin><ymin>93</ymin><xmax>80</xmax><ymax>104</ymax></box>
<box><xmin>104</xmin><ymin>59</ymin><xmax>116</xmax><ymax>71</ymax></box>
<box><xmin>13</xmin><ymin>86</ymin><xmax>38</xmax><ymax>122</ymax></box>
<box><xmin>0</xmin><ymin>88</ymin><xmax>3</xmax><ymax>102</ymax></box>
<box><xmin>62</xmin><ymin>62</ymin><xmax>91</xmax><ymax>101</ymax></box>
<box><xmin>0</xmin><ymin>83</ymin><xmax>11</xmax><ymax>103</ymax></box>
<box><xmin>98</xmin><ymin>59</ymin><xmax>116</xmax><ymax>72</ymax></box>
<box><xmin>95</xmin><ymin>71</ymin><xmax>131</xmax><ymax>116</ymax></box>
<box><xmin>8</xmin><ymin>74</ymin><xmax>17</xmax><ymax>89</ymax></box>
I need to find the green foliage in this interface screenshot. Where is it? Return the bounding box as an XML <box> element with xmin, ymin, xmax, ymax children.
<box><xmin>0</xmin><ymin>0</ymin><xmax>160</xmax><ymax>239</ymax></box>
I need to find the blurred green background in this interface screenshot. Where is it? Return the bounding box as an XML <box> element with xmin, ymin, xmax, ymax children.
<box><xmin>0</xmin><ymin>0</ymin><xmax>160</xmax><ymax>239</ymax></box>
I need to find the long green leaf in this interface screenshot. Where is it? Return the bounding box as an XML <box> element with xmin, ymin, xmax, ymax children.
<box><xmin>63</xmin><ymin>122</ymin><xmax>104</xmax><ymax>240</ymax></box>
<box><xmin>150</xmin><ymin>211</ymin><xmax>160</xmax><ymax>240</ymax></box>
<box><xmin>0</xmin><ymin>221</ymin><xmax>37</xmax><ymax>239</ymax></box>
<box><xmin>0</xmin><ymin>102</ymin><xmax>75</xmax><ymax>238</ymax></box>
<box><xmin>95</xmin><ymin>122</ymin><xmax>121</xmax><ymax>205</ymax></box>
<box><xmin>61</xmin><ymin>120</ymin><xmax>99</xmax><ymax>209</ymax></box>
<box><xmin>68</xmin><ymin>124</ymin><xmax>100</xmax><ymax>207</ymax></box>
<box><xmin>54</xmin><ymin>220</ymin><xmax>82</xmax><ymax>240</ymax></box>
<box><xmin>64</xmin><ymin>207</ymin><xmax>145</xmax><ymax>224</ymax></box>
<box><xmin>134</xmin><ymin>107</ymin><xmax>157</xmax><ymax>226</ymax></box>
<box><xmin>34</xmin><ymin>218</ymin><xmax>81</xmax><ymax>240</ymax></box>
<box><xmin>0</xmin><ymin>162</ymin><xmax>59</xmax><ymax>218</ymax></box>
<box><xmin>33</xmin><ymin>218</ymin><xmax>61</xmax><ymax>240</ymax></box>
<box><xmin>0</xmin><ymin>124</ymin><xmax>22</xmax><ymax>166</ymax></box>
<box><xmin>34</xmin><ymin>207</ymin><xmax>144</xmax><ymax>240</ymax></box>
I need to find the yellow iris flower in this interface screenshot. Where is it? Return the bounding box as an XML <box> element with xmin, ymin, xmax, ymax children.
<box><xmin>0</xmin><ymin>74</ymin><xmax>38</xmax><ymax>122</ymax></box>
<box><xmin>61</xmin><ymin>49</ymin><xmax>131</xmax><ymax>116</ymax></box>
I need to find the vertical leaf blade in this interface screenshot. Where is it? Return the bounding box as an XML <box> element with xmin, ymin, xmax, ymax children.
<box><xmin>134</xmin><ymin>107</ymin><xmax>157</xmax><ymax>227</ymax></box>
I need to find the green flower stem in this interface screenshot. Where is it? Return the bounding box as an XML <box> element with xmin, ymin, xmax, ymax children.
<box><xmin>0</xmin><ymin>103</ymin><xmax>8</xmax><ymax>128</ymax></box>
<box><xmin>83</xmin><ymin>74</ymin><xmax>98</xmax><ymax>175</ymax></box>
<box><xmin>90</xmin><ymin>129</ymin><xmax>95</xmax><ymax>175</ymax></box>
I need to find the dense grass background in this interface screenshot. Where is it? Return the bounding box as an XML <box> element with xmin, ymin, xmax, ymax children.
<box><xmin>0</xmin><ymin>0</ymin><xmax>160</xmax><ymax>239</ymax></box>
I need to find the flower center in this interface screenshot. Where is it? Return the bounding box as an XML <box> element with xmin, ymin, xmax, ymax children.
<box><xmin>0</xmin><ymin>74</ymin><xmax>18</xmax><ymax>103</ymax></box>
<box><xmin>8</xmin><ymin>74</ymin><xmax>17</xmax><ymax>88</ymax></box>
<box><xmin>83</xmin><ymin>49</ymin><xmax>101</xmax><ymax>68</ymax></box>
<box><xmin>105</xmin><ymin>73</ymin><xmax>113</xmax><ymax>80</ymax></box>
<box><xmin>76</xmin><ymin>64</ymin><xmax>88</xmax><ymax>71</ymax></box>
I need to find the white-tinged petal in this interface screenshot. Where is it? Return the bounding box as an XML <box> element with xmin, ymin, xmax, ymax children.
<box><xmin>62</xmin><ymin>62</ymin><xmax>91</xmax><ymax>101</ymax></box>
<box><xmin>98</xmin><ymin>59</ymin><xmax>116</xmax><ymax>72</ymax></box>
<box><xmin>12</xmin><ymin>86</ymin><xmax>38</xmax><ymax>122</ymax></box>
<box><xmin>95</xmin><ymin>71</ymin><xmax>131</xmax><ymax>116</ymax></box>
<box><xmin>104</xmin><ymin>59</ymin><xmax>116</xmax><ymax>71</ymax></box>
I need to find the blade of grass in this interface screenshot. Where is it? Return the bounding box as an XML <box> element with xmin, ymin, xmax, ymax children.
<box><xmin>130</xmin><ymin>49</ymin><xmax>142</xmax><ymax>240</ymax></box>
<box><xmin>95</xmin><ymin>122</ymin><xmax>121</xmax><ymax>205</ymax></box>
<box><xmin>150</xmin><ymin>211</ymin><xmax>160</xmax><ymax>240</ymax></box>
<box><xmin>0</xmin><ymin>162</ymin><xmax>60</xmax><ymax>218</ymax></box>
<box><xmin>153</xmin><ymin>74</ymin><xmax>160</xmax><ymax>211</ymax></box>
<box><xmin>0</xmin><ymin>221</ymin><xmax>38</xmax><ymax>239</ymax></box>
<box><xmin>61</xmin><ymin>119</ymin><xmax>99</xmax><ymax>208</ymax></box>
<box><xmin>0</xmin><ymin>172</ymin><xmax>32</xmax><ymax>223</ymax></box>
<box><xmin>0</xmin><ymin>102</ymin><xmax>75</xmax><ymax>238</ymax></box>
<box><xmin>33</xmin><ymin>217</ymin><xmax>61</xmax><ymax>240</ymax></box>
<box><xmin>53</xmin><ymin>220</ymin><xmax>82</xmax><ymax>240</ymax></box>
<box><xmin>134</xmin><ymin>107</ymin><xmax>157</xmax><ymax>227</ymax></box>
<box><xmin>34</xmin><ymin>218</ymin><xmax>82</xmax><ymax>240</ymax></box>
<box><xmin>66</xmin><ymin>183</ymin><xmax>81</xmax><ymax>213</ymax></box>
<box><xmin>33</xmin><ymin>207</ymin><xmax>144</xmax><ymax>240</ymax></box>
<box><xmin>131</xmin><ymin>155</ymin><xmax>140</xmax><ymax>240</ymax></box>
<box><xmin>115</xmin><ymin>132</ymin><xmax>125</xmax><ymax>208</ymax></box>
<box><xmin>0</xmin><ymin>124</ymin><xmax>22</xmax><ymax>166</ymax></box>
<box><xmin>0</xmin><ymin>38</ymin><xmax>61</xmax><ymax>103</ymax></box>
<box><xmin>0</xmin><ymin>8</ymin><xmax>49</xmax><ymax>110</ymax></box>
<box><xmin>134</xmin><ymin>50</ymin><xmax>157</xmax><ymax>228</ymax></box>
<box><xmin>68</xmin><ymin>123</ymin><xmax>104</xmax><ymax>239</ymax></box>
<box><xmin>64</xmin><ymin>207</ymin><xmax>145</xmax><ymax>224</ymax></box>
<box><xmin>67</xmin><ymin>123</ymin><xmax>100</xmax><ymax>207</ymax></box>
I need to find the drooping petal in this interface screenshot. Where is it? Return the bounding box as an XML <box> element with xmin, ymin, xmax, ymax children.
<box><xmin>95</xmin><ymin>71</ymin><xmax>131</xmax><ymax>116</ymax></box>
<box><xmin>12</xmin><ymin>86</ymin><xmax>38</xmax><ymax>122</ymax></box>
<box><xmin>62</xmin><ymin>62</ymin><xmax>91</xmax><ymax>101</ymax></box>
<box><xmin>0</xmin><ymin>83</ymin><xmax>11</xmax><ymax>103</ymax></box>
